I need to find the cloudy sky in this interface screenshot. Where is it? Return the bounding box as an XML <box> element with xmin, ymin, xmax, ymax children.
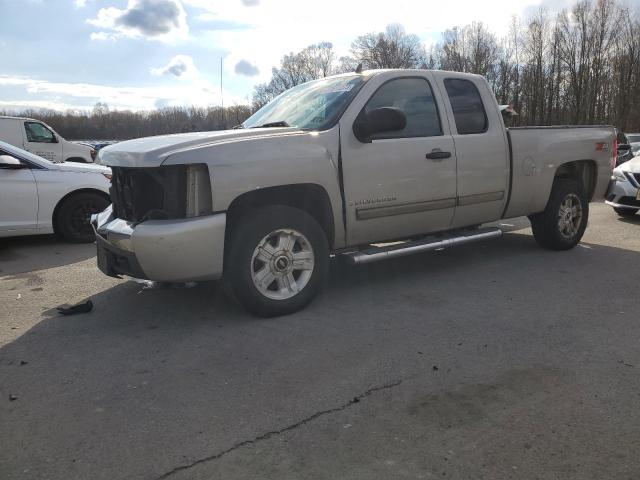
<box><xmin>0</xmin><ymin>0</ymin><xmax>575</xmax><ymax>112</ymax></box>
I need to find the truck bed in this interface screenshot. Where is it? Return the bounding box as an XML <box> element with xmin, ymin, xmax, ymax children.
<box><xmin>504</xmin><ymin>126</ymin><xmax>615</xmax><ymax>219</ymax></box>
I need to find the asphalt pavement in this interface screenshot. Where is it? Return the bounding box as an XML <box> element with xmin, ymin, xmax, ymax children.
<box><xmin>1</xmin><ymin>203</ymin><xmax>639</xmax><ymax>480</ymax></box>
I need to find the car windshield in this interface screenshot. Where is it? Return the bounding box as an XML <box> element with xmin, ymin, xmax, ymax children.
<box><xmin>626</xmin><ymin>134</ymin><xmax>640</xmax><ymax>144</ymax></box>
<box><xmin>242</xmin><ymin>75</ymin><xmax>367</xmax><ymax>131</ymax></box>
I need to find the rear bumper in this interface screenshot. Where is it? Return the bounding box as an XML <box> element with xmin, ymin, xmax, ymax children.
<box><xmin>605</xmin><ymin>177</ymin><xmax>640</xmax><ymax>210</ymax></box>
<box><xmin>92</xmin><ymin>205</ymin><xmax>226</xmax><ymax>282</ymax></box>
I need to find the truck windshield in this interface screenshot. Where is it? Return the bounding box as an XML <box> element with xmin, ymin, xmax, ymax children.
<box><xmin>243</xmin><ymin>75</ymin><xmax>367</xmax><ymax>131</ymax></box>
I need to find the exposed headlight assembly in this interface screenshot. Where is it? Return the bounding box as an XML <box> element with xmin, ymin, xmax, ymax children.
<box><xmin>110</xmin><ymin>164</ymin><xmax>212</xmax><ymax>223</ymax></box>
<box><xmin>185</xmin><ymin>164</ymin><xmax>212</xmax><ymax>218</ymax></box>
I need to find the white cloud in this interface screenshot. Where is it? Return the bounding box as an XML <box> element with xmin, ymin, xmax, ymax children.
<box><xmin>185</xmin><ymin>0</ymin><xmax>556</xmax><ymax>85</ymax></box>
<box><xmin>0</xmin><ymin>99</ymin><xmax>84</xmax><ymax>112</ymax></box>
<box><xmin>88</xmin><ymin>0</ymin><xmax>188</xmax><ymax>43</ymax></box>
<box><xmin>151</xmin><ymin>55</ymin><xmax>199</xmax><ymax>79</ymax></box>
<box><xmin>0</xmin><ymin>75</ymin><xmax>244</xmax><ymax>112</ymax></box>
<box><xmin>90</xmin><ymin>31</ymin><xmax>117</xmax><ymax>41</ymax></box>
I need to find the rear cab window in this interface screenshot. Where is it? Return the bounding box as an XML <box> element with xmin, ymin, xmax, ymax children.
<box><xmin>444</xmin><ymin>78</ymin><xmax>488</xmax><ymax>135</ymax></box>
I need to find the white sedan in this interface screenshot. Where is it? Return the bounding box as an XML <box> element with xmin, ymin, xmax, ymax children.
<box><xmin>0</xmin><ymin>140</ymin><xmax>111</xmax><ymax>242</ymax></box>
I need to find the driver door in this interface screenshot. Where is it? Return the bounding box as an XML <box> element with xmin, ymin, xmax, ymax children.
<box><xmin>22</xmin><ymin>121</ymin><xmax>62</xmax><ymax>163</ymax></box>
<box><xmin>339</xmin><ymin>73</ymin><xmax>457</xmax><ymax>246</ymax></box>
<box><xmin>0</xmin><ymin>153</ymin><xmax>38</xmax><ymax>232</ymax></box>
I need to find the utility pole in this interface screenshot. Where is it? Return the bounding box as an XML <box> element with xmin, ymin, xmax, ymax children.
<box><xmin>220</xmin><ymin>57</ymin><xmax>225</xmax><ymax>129</ymax></box>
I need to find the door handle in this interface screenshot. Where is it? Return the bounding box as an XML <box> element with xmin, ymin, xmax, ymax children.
<box><xmin>426</xmin><ymin>149</ymin><xmax>452</xmax><ymax>160</ymax></box>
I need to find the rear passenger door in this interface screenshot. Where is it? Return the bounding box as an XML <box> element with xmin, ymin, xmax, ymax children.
<box><xmin>433</xmin><ymin>74</ymin><xmax>509</xmax><ymax>227</ymax></box>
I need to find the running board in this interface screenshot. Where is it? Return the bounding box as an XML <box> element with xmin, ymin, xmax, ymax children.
<box><xmin>345</xmin><ymin>228</ymin><xmax>503</xmax><ymax>265</ymax></box>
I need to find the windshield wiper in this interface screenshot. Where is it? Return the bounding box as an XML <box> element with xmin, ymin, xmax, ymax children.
<box><xmin>252</xmin><ymin>121</ymin><xmax>290</xmax><ymax>128</ymax></box>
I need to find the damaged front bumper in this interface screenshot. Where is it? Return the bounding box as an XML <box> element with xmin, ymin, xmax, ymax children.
<box><xmin>92</xmin><ymin>205</ymin><xmax>226</xmax><ymax>282</ymax></box>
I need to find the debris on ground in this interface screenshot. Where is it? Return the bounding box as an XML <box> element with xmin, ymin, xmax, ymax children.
<box><xmin>56</xmin><ymin>300</ymin><xmax>93</xmax><ymax>316</ymax></box>
<box><xmin>9</xmin><ymin>394</ymin><xmax>18</xmax><ymax>401</ymax></box>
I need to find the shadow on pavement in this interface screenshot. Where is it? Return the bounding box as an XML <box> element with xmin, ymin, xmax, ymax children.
<box><xmin>1</xmin><ymin>230</ymin><xmax>640</xmax><ymax>479</ymax></box>
<box><xmin>0</xmin><ymin>235</ymin><xmax>96</xmax><ymax>276</ymax></box>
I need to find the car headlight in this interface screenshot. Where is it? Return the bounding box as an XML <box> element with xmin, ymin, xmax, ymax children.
<box><xmin>612</xmin><ymin>169</ymin><xmax>628</xmax><ymax>182</ymax></box>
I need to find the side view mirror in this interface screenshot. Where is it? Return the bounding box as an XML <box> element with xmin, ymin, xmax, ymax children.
<box><xmin>51</xmin><ymin>134</ymin><xmax>59</xmax><ymax>144</ymax></box>
<box><xmin>0</xmin><ymin>154</ymin><xmax>26</xmax><ymax>169</ymax></box>
<box><xmin>353</xmin><ymin>107</ymin><xmax>407</xmax><ymax>143</ymax></box>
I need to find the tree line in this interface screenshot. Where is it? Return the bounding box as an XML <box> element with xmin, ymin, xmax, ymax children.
<box><xmin>4</xmin><ymin>0</ymin><xmax>639</xmax><ymax>139</ymax></box>
<box><xmin>0</xmin><ymin>103</ymin><xmax>252</xmax><ymax>140</ymax></box>
<box><xmin>254</xmin><ymin>0</ymin><xmax>640</xmax><ymax>131</ymax></box>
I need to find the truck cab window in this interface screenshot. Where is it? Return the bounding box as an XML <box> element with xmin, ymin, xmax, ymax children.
<box><xmin>364</xmin><ymin>78</ymin><xmax>442</xmax><ymax>140</ymax></box>
<box><xmin>24</xmin><ymin>122</ymin><xmax>56</xmax><ymax>143</ymax></box>
<box><xmin>444</xmin><ymin>78</ymin><xmax>488</xmax><ymax>135</ymax></box>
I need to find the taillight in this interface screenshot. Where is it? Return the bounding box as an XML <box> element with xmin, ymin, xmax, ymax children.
<box><xmin>612</xmin><ymin>138</ymin><xmax>618</xmax><ymax>168</ymax></box>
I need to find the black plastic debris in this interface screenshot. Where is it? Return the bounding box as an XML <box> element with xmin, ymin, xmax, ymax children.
<box><xmin>56</xmin><ymin>300</ymin><xmax>93</xmax><ymax>316</ymax></box>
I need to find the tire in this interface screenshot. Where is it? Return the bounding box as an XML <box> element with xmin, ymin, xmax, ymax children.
<box><xmin>225</xmin><ymin>205</ymin><xmax>329</xmax><ymax>317</ymax></box>
<box><xmin>613</xmin><ymin>207</ymin><xmax>638</xmax><ymax>217</ymax></box>
<box><xmin>55</xmin><ymin>192</ymin><xmax>110</xmax><ymax>243</ymax></box>
<box><xmin>528</xmin><ymin>178</ymin><xmax>588</xmax><ymax>251</ymax></box>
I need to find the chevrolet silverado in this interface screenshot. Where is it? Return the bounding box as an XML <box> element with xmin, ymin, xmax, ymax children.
<box><xmin>93</xmin><ymin>69</ymin><xmax>615</xmax><ymax>316</ymax></box>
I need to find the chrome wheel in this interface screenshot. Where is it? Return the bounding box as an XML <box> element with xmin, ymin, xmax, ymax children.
<box><xmin>251</xmin><ymin>229</ymin><xmax>315</xmax><ymax>301</ymax></box>
<box><xmin>557</xmin><ymin>193</ymin><xmax>583</xmax><ymax>238</ymax></box>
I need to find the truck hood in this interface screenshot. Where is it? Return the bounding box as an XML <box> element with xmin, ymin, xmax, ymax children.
<box><xmin>98</xmin><ymin>127</ymin><xmax>302</xmax><ymax>167</ymax></box>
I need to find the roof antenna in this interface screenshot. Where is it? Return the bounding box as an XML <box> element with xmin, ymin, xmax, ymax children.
<box><xmin>355</xmin><ymin>63</ymin><xmax>363</xmax><ymax>74</ymax></box>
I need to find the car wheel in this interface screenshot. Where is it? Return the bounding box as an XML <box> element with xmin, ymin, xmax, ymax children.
<box><xmin>613</xmin><ymin>207</ymin><xmax>638</xmax><ymax>217</ymax></box>
<box><xmin>56</xmin><ymin>192</ymin><xmax>109</xmax><ymax>243</ymax></box>
<box><xmin>225</xmin><ymin>205</ymin><xmax>329</xmax><ymax>317</ymax></box>
<box><xmin>529</xmin><ymin>178</ymin><xmax>588</xmax><ymax>251</ymax></box>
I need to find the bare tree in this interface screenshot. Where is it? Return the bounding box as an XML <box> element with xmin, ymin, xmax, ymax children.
<box><xmin>351</xmin><ymin>24</ymin><xmax>426</xmax><ymax>69</ymax></box>
<box><xmin>251</xmin><ymin>42</ymin><xmax>340</xmax><ymax>109</ymax></box>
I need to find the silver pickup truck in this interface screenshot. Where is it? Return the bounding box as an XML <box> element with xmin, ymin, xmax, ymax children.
<box><xmin>93</xmin><ymin>69</ymin><xmax>615</xmax><ymax>316</ymax></box>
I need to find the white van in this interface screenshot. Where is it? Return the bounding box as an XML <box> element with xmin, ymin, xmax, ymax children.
<box><xmin>0</xmin><ymin>116</ymin><xmax>95</xmax><ymax>163</ymax></box>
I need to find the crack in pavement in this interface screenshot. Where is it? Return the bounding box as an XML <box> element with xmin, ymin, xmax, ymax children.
<box><xmin>154</xmin><ymin>379</ymin><xmax>403</xmax><ymax>480</ymax></box>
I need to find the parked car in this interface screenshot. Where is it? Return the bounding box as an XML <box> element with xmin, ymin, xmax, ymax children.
<box><xmin>606</xmin><ymin>156</ymin><xmax>640</xmax><ymax>217</ymax></box>
<box><xmin>616</xmin><ymin>131</ymin><xmax>635</xmax><ymax>166</ymax></box>
<box><xmin>0</xmin><ymin>140</ymin><xmax>111</xmax><ymax>242</ymax></box>
<box><xmin>624</xmin><ymin>132</ymin><xmax>640</xmax><ymax>154</ymax></box>
<box><xmin>0</xmin><ymin>116</ymin><xmax>96</xmax><ymax>164</ymax></box>
<box><xmin>93</xmin><ymin>69</ymin><xmax>615</xmax><ymax>316</ymax></box>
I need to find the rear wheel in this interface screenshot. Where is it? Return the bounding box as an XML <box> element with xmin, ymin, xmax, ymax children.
<box><xmin>55</xmin><ymin>192</ymin><xmax>109</xmax><ymax>243</ymax></box>
<box><xmin>225</xmin><ymin>205</ymin><xmax>329</xmax><ymax>317</ymax></box>
<box><xmin>613</xmin><ymin>207</ymin><xmax>638</xmax><ymax>217</ymax></box>
<box><xmin>529</xmin><ymin>178</ymin><xmax>588</xmax><ymax>250</ymax></box>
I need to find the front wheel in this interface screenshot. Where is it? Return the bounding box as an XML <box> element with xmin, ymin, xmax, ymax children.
<box><xmin>529</xmin><ymin>178</ymin><xmax>588</xmax><ymax>251</ymax></box>
<box><xmin>225</xmin><ymin>205</ymin><xmax>329</xmax><ymax>317</ymax></box>
<box><xmin>55</xmin><ymin>192</ymin><xmax>109</xmax><ymax>243</ymax></box>
<box><xmin>613</xmin><ymin>207</ymin><xmax>638</xmax><ymax>217</ymax></box>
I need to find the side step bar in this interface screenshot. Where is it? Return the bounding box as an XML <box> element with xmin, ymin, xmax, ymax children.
<box><xmin>345</xmin><ymin>227</ymin><xmax>503</xmax><ymax>265</ymax></box>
